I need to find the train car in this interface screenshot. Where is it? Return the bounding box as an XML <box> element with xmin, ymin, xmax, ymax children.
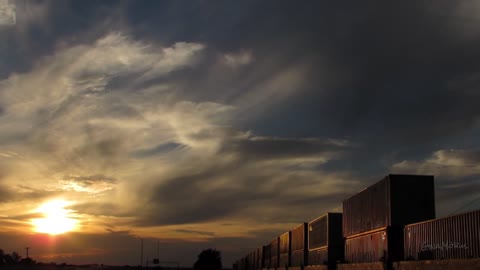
<box><xmin>258</xmin><ymin>246</ymin><xmax>264</xmax><ymax>270</ymax></box>
<box><xmin>290</xmin><ymin>223</ymin><xmax>308</xmax><ymax>268</ymax></box>
<box><xmin>263</xmin><ymin>243</ymin><xmax>271</xmax><ymax>269</ymax></box>
<box><xmin>342</xmin><ymin>174</ymin><xmax>436</xmax><ymax>269</ymax></box>
<box><xmin>251</xmin><ymin>250</ymin><xmax>257</xmax><ymax>270</ymax></box>
<box><xmin>271</xmin><ymin>237</ymin><xmax>280</xmax><ymax>269</ymax></box>
<box><xmin>404</xmin><ymin>209</ymin><xmax>480</xmax><ymax>260</ymax></box>
<box><xmin>279</xmin><ymin>231</ymin><xmax>291</xmax><ymax>268</ymax></box>
<box><xmin>344</xmin><ymin>226</ymin><xmax>403</xmax><ymax>265</ymax></box>
<box><xmin>343</xmin><ymin>174</ymin><xmax>435</xmax><ymax>238</ymax></box>
<box><xmin>308</xmin><ymin>213</ymin><xmax>344</xmax><ymax>270</ymax></box>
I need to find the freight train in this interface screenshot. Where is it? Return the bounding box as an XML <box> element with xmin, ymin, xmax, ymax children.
<box><xmin>232</xmin><ymin>174</ymin><xmax>480</xmax><ymax>270</ymax></box>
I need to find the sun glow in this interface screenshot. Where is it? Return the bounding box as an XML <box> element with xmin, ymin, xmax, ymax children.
<box><xmin>31</xmin><ymin>200</ymin><xmax>78</xmax><ymax>235</ymax></box>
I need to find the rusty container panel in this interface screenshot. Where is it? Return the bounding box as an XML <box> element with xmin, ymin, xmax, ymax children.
<box><xmin>308</xmin><ymin>247</ymin><xmax>329</xmax><ymax>266</ymax></box>
<box><xmin>308</xmin><ymin>247</ymin><xmax>344</xmax><ymax>270</ymax></box>
<box><xmin>279</xmin><ymin>253</ymin><xmax>289</xmax><ymax>268</ymax></box>
<box><xmin>291</xmin><ymin>250</ymin><xmax>306</xmax><ymax>267</ymax></box>
<box><xmin>271</xmin><ymin>237</ymin><xmax>279</xmax><ymax>268</ymax></box>
<box><xmin>279</xmin><ymin>231</ymin><xmax>291</xmax><ymax>254</ymax></box>
<box><xmin>271</xmin><ymin>256</ymin><xmax>278</xmax><ymax>268</ymax></box>
<box><xmin>279</xmin><ymin>231</ymin><xmax>291</xmax><ymax>267</ymax></box>
<box><xmin>308</xmin><ymin>213</ymin><xmax>344</xmax><ymax>251</ymax></box>
<box><xmin>343</xmin><ymin>174</ymin><xmax>435</xmax><ymax>237</ymax></box>
<box><xmin>404</xmin><ymin>209</ymin><xmax>480</xmax><ymax>260</ymax></box>
<box><xmin>292</xmin><ymin>223</ymin><xmax>308</xmax><ymax>251</ymax></box>
<box><xmin>263</xmin><ymin>244</ymin><xmax>271</xmax><ymax>268</ymax></box>
<box><xmin>291</xmin><ymin>223</ymin><xmax>308</xmax><ymax>266</ymax></box>
<box><xmin>308</xmin><ymin>213</ymin><xmax>344</xmax><ymax>268</ymax></box>
<box><xmin>345</xmin><ymin>227</ymin><xmax>403</xmax><ymax>264</ymax></box>
<box><xmin>345</xmin><ymin>230</ymin><xmax>387</xmax><ymax>263</ymax></box>
<box><xmin>309</xmin><ymin>214</ymin><xmax>328</xmax><ymax>249</ymax></box>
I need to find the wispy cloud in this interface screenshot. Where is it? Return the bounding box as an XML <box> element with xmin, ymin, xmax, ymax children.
<box><xmin>222</xmin><ymin>50</ymin><xmax>254</xmax><ymax>68</ymax></box>
<box><xmin>392</xmin><ymin>149</ymin><xmax>480</xmax><ymax>178</ymax></box>
<box><xmin>0</xmin><ymin>32</ymin><xmax>355</xmax><ymax>239</ymax></box>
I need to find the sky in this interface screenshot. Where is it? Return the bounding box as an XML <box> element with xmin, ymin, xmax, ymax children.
<box><xmin>1</xmin><ymin>0</ymin><xmax>480</xmax><ymax>267</ymax></box>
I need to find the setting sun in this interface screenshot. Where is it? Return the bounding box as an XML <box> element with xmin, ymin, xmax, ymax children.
<box><xmin>31</xmin><ymin>200</ymin><xmax>78</xmax><ymax>235</ymax></box>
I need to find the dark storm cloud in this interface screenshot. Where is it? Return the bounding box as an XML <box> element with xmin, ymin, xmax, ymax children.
<box><xmin>219</xmin><ymin>137</ymin><xmax>349</xmax><ymax>161</ymax></box>
<box><xmin>266</xmin><ymin>1</ymin><xmax>480</xmax><ymax>147</ymax></box>
<box><xmin>0</xmin><ymin>0</ymin><xmax>124</xmax><ymax>78</ymax></box>
<box><xmin>104</xmin><ymin>1</ymin><xmax>480</xmax><ymax>170</ymax></box>
<box><xmin>137</xmin><ymin>135</ymin><xmax>353</xmax><ymax>226</ymax></box>
<box><xmin>141</xmin><ymin>171</ymin><xmax>252</xmax><ymax>225</ymax></box>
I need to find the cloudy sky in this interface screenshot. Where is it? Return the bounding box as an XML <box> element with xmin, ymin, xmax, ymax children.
<box><xmin>1</xmin><ymin>0</ymin><xmax>480</xmax><ymax>267</ymax></box>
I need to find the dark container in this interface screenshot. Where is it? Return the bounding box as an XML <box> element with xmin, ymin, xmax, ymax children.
<box><xmin>344</xmin><ymin>226</ymin><xmax>404</xmax><ymax>267</ymax></box>
<box><xmin>271</xmin><ymin>237</ymin><xmax>280</xmax><ymax>268</ymax></box>
<box><xmin>291</xmin><ymin>223</ymin><xmax>308</xmax><ymax>267</ymax></box>
<box><xmin>241</xmin><ymin>256</ymin><xmax>247</xmax><ymax>270</ymax></box>
<box><xmin>343</xmin><ymin>174</ymin><xmax>435</xmax><ymax>237</ymax></box>
<box><xmin>308</xmin><ymin>213</ymin><xmax>344</xmax><ymax>270</ymax></box>
<box><xmin>279</xmin><ymin>231</ymin><xmax>291</xmax><ymax>268</ymax></box>
<box><xmin>246</xmin><ymin>252</ymin><xmax>253</xmax><ymax>270</ymax></box>
<box><xmin>257</xmin><ymin>246</ymin><xmax>264</xmax><ymax>270</ymax></box>
<box><xmin>404</xmin><ymin>209</ymin><xmax>480</xmax><ymax>260</ymax></box>
<box><xmin>264</xmin><ymin>243</ymin><xmax>271</xmax><ymax>269</ymax></box>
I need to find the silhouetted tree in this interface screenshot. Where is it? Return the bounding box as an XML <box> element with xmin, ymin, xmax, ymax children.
<box><xmin>3</xmin><ymin>253</ymin><xmax>14</xmax><ymax>265</ymax></box>
<box><xmin>0</xmin><ymin>249</ymin><xmax>35</xmax><ymax>267</ymax></box>
<box><xmin>11</xmin><ymin>252</ymin><xmax>21</xmax><ymax>263</ymax></box>
<box><xmin>193</xmin><ymin>248</ymin><xmax>222</xmax><ymax>270</ymax></box>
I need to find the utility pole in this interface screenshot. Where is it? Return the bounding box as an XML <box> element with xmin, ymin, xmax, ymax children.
<box><xmin>140</xmin><ymin>237</ymin><xmax>144</xmax><ymax>268</ymax></box>
<box><xmin>25</xmin><ymin>247</ymin><xmax>30</xmax><ymax>258</ymax></box>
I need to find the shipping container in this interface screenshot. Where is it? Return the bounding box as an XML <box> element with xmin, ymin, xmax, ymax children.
<box><xmin>264</xmin><ymin>243</ymin><xmax>271</xmax><ymax>269</ymax></box>
<box><xmin>241</xmin><ymin>256</ymin><xmax>248</xmax><ymax>270</ymax></box>
<box><xmin>291</xmin><ymin>223</ymin><xmax>308</xmax><ymax>267</ymax></box>
<box><xmin>257</xmin><ymin>246</ymin><xmax>264</xmax><ymax>270</ymax></box>
<box><xmin>343</xmin><ymin>174</ymin><xmax>435</xmax><ymax>237</ymax></box>
<box><xmin>279</xmin><ymin>231</ymin><xmax>291</xmax><ymax>268</ymax></box>
<box><xmin>404</xmin><ymin>209</ymin><xmax>480</xmax><ymax>260</ymax></box>
<box><xmin>271</xmin><ymin>237</ymin><xmax>279</xmax><ymax>268</ymax></box>
<box><xmin>344</xmin><ymin>227</ymin><xmax>404</xmax><ymax>266</ymax></box>
<box><xmin>247</xmin><ymin>252</ymin><xmax>254</xmax><ymax>270</ymax></box>
<box><xmin>308</xmin><ymin>213</ymin><xmax>344</xmax><ymax>270</ymax></box>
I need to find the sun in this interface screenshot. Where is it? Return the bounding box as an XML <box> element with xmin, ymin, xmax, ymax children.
<box><xmin>31</xmin><ymin>200</ymin><xmax>78</xmax><ymax>235</ymax></box>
